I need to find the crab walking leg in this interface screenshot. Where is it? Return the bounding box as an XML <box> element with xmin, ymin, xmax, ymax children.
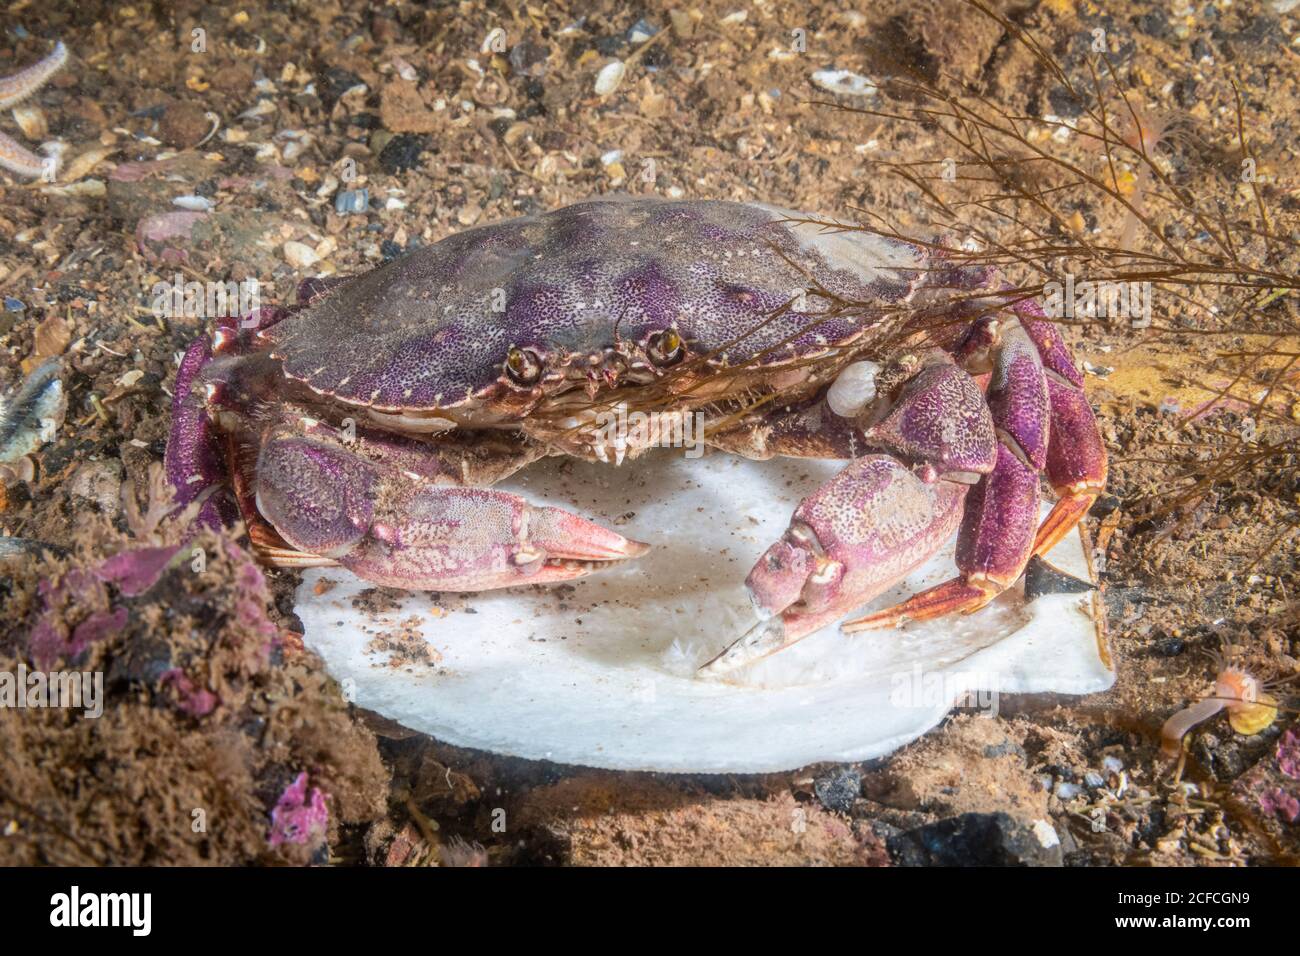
<box><xmin>701</xmin><ymin>358</ymin><xmax>998</xmax><ymax>675</ymax></box>
<box><xmin>1015</xmin><ymin>302</ymin><xmax>1109</xmax><ymax>557</ymax></box>
<box><xmin>254</xmin><ymin>435</ymin><xmax>647</xmax><ymax>591</ymax></box>
<box><xmin>842</xmin><ymin>320</ymin><xmax>1050</xmax><ymax>632</ymax></box>
<box><xmin>166</xmin><ymin>334</ymin><xmax>240</xmax><ymax>529</ymax></box>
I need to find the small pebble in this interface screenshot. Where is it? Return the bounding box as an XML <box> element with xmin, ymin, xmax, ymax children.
<box><xmin>283</xmin><ymin>241</ymin><xmax>320</xmax><ymax>269</ymax></box>
<box><xmin>627</xmin><ymin>19</ymin><xmax>659</xmax><ymax>44</ymax></box>
<box><xmin>1054</xmin><ymin>781</ymin><xmax>1083</xmax><ymax>800</ymax></box>
<box><xmin>335</xmin><ymin>189</ymin><xmax>369</xmax><ymax>214</ymax></box>
<box><xmin>594</xmin><ymin>61</ymin><xmax>625</xmax><ymax>97</ymax></box>
<box><xmin>378</xmin><ymin>134</ymin><xmax>427</xmax><ymax>173</ymax></box>
<box><xmin>1157</xmin><ymin>637</ymin><xmax>1186</xmax><ymax>657</ymax></box>
<box><xmin>813</xmin><ymin>767</ymin><xmax>862</xmax><ymax>814</ymax></box>
<box><xmin>1084</xmin><ymin>771</ymin><xmax>1106</xmax><ymax>790</ymax></box>
<box><xmin>172</xmin><ymin>195</ymin><xmax>214</xmax><ymax>212</ymax></box>
<box><xmin>1102</xmin><ymin>755</ymin><xmax>1124</xmax><ymax>774</ymax></box>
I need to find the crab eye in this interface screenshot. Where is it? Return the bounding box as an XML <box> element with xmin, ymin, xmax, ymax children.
<box><xmin>648</xmin><ymin>328</ymin><xmax>684</xmax><ymax>366</ymax></box>
<box><xmin>505</xmin><ymin>347</ymin><xmax>543</xmax><ymax>385</ymax></box>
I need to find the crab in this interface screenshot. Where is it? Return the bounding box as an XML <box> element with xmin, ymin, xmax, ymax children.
<box><xmin>165</xmin><ymin>198</ymin><xmax>1106</xmax><ymax>676</ymax></box>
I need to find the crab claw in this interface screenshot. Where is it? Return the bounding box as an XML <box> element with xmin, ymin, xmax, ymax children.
<box><xmin>254</xmin><ymin>435</ymin><xmax>647</xmax><ymax>591</ymax></box>
<box><xmin>524</xmin><ymin>505</ymin><xmax>652</xmax><ymax>572</ymax></box>
<box><xmin>700</xmin><ymin>456</ymin><xmax>968</xmax><ymax>678</ymax></box>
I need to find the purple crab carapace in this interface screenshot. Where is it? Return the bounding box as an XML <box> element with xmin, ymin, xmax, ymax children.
<box><xmin>164</xmin><ymin>198</ymin><xmax>1106</xmax><ymax>675</ymax></box>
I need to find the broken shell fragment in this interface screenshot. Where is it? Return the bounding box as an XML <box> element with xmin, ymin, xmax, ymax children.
<box><xmin>811</xmin><ymin>69</ymin><xmax>877</xmax><ymax>98</ymax></box>
<box><xmin>12</xmin><ymin>103</ymin><xmax>47</xmax><ymax>139</ymax></box>
<box><xmin>295</xmin><ymin>450</ymin><xmax>1110</xmax><ymax>772</ymax></box>
<box><xmin>594</xmin><ymin>61</ymin><xmax>626</xmax><ymax>97</ymax></box>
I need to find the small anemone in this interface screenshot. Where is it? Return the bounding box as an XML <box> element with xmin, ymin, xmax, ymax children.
<box><xmin>1160</xmin><ymin>656</ymin><xmax>1292</xmax><ymax>760</ymax></box>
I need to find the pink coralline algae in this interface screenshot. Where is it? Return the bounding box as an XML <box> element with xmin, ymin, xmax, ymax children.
<box><xmin>1260</xmin><ymin>788</ymin><xmax>1300</xmax><ymax>824</ymax></box>
<box><xmin>1246</xmin><ymin>729</ymin><xmax>1300</xmax><ymax>824</ymax></box>
<box><xmin>26</xmin><ymin>546</ymin><xmax>178</xmax><ymax>669</ymax></box>
<box><xmin>28</xmin><ymin>601</ymin><xmax>128</xmax><ymax>670</ymax></box>
<box><xmin>94</xmin><ymin>545</ymin><xmax>180</xmax><ymax>596</ymax></box>
<box><xmin>159</xmin><ymin>668</ymin><xmax>218</xmax><ymax>717</ymax></box>
<box><xmin>268</xmin><ymin>772</ymin><xmax>329</xmax><ymax>848</ymax></box>
<box><xmin>1278</xmin><ymin>729</ymin><xmax>1300</xmax><ymax>781</ymax></box>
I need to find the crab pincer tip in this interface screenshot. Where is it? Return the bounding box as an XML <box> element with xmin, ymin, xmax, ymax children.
<box><xmin>529</xmin><ymin>506</ymin><xmax>650</xmax><ymax>563</ymax></box>
<box><xmin>698</xmin><ymin>618</ymin><xmax>789</xmax><ymax>679</ymax></box>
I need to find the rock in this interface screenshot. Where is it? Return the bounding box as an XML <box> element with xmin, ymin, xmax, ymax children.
<box><xmin>887</xmin><ymin>812</ymin><xmax>1064</xmax><ymax>866</ymax></box>
<box><xmin>1232</xmin><ymin>728</ymin><xmax>1300</xmax><ymax>835</ymax></box>
<box><xmin>68</xmin><ymin>459</ymin><xmax>122</xmax><ymax>514</ymax></box>
<box><xmin>379</xmin><ymin>79</ymin><xmax>440</xmax><ymax>134</ymax></box>
<box><xmin>1134</xmin><ymin>10</ymin><xmax>1171</xmax><ymax>39</ymax></box>
<box><xmin>897</xmin><ymin>0</ymin><xmax>1005</xmax><ymax>86</ymax></box>
<box><xmin>982</xmin><ymin>740</ymin><xmax>1026</xmax><ymax>760</ymax></box>
<box><xmin>1047</xmin><ymin>86</ymin><xmax>1084</xmax><ymax>120</ymax></box>
<box><xmin>283</xmin><ymin>241</ymin><xmax>319</xmax><ymax>269</ymax></box>
<box><xmin>1194</xmin><ymin>732</ymin><xmax>1250</xmax><ymax>781</ymax></box>
<box><xmin>813</xmin><ymin>767</ymin><xmax>862</xmax><ymax>814</ymax></box>
<box><xmin>159</xmin><ymin>100</ymin><xmax>211</xmax><ymax>148</ymax></box>
<box><xmin>509</xmin><ymin>36</ymin><xmax>550</xmax><ymax>78</ymax></box>
<box><xmin>1156</xmin><ymin>637</ymin><xmax>1186</xmax><ymax>657</ymax></box>
<box><xmin>377</xmin><ymin>133</ymin><xmax>428</xmax><ymax>173</ymax></box>
<box><xmin>135</xmin><ymin>208</ymin><xmax>290</xmax><ymax>273</ymax></box>
<box><xmin>12</xmin><ymin>104</ymin><xmax>46</xmax><ymax>140</ymax></box>
<box><xmin>319</xmin><ymin>66</ymin><xmax>364</xmax><ymax>110</ymax></box>
<box><xmin>1054</xmin><ymin>781</ymin><xmax>1083</xmax><ymax>800</ymax></box>
<box><xmin>134</xmin><ymin>211</ymin><xmax>209</xmax><ymax>264</ymax></box>
<box><xmin>670</xmin><ymin>10</ymin><xmax>700</xmax><ymax>39</ymax></box>
<box><xmin>335</xmin><ymin>189</ymin><xmax>369</xmax><ymax>215</ymax></box>
<box><xmin>107</xmin><ymin>154</ymin><xmax>221</xmax><ymax>224</ymax></box>
<box><xmin>627</xmin><ymin>19</ymin><xmax>659</xmax><ymax>44</ymax></box>
<box><xmin>209</xmin><ymin>61</ymin><xmax>255</xmax><ymax>97</ymax></box>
